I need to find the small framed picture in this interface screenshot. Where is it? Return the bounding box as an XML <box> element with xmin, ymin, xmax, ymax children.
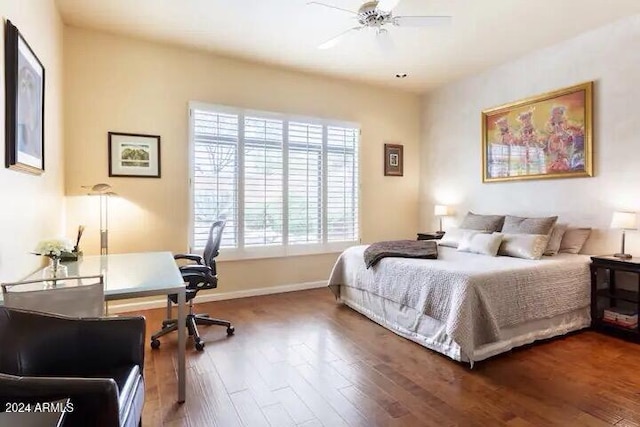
<box><xmin>5</xmin><ymin>20</ymin><xmax>45</xmax><ymax>175</ymax></box>
<box><xmin>108</xmin><ymin>132</ymin><xmax>161</xmax><ymax>178</ymax></box>
<box><xmin>384</xmin><ymin>143</ymin><xmax>403</xmax><ymax>176</ymax></box>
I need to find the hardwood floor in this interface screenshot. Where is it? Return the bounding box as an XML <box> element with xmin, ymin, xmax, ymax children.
<box><xmin>133</xmin><ymin>288</ymin><xmax>640</xmax><ymax>426</ymax></box>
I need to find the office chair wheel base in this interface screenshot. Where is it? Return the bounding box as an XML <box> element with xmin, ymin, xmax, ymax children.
<box><xmin>227</xmin><ymin>326</ymin><xmax>235</xmax><ymax>336</ymax></box>
<box><xmin>151</xmin><ymin>339</ymin><xmax>161</xmax><ymax>349</ymax></box>
<box><xmin>195</xmin><ymin>340</ymin><xmax>205</xmax><ymax>351</ymax></box>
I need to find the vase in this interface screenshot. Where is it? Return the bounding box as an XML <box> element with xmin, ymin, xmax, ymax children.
<box><xmin>42</xmin><ymin>257</ymin><xmax>68</xmax><ymax>287</ymax></box>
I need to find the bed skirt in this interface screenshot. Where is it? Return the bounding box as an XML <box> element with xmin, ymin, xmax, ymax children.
<box><xmin>337</xmin><ymin>286</ymin><xmax>591</xmax><ymax>365</ymax></box>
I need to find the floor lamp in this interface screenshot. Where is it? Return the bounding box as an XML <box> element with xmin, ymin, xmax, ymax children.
<box><xmin>84</xmin><ymin>183</ymin><xmax>117</xmax><ymax>255</ymax></box>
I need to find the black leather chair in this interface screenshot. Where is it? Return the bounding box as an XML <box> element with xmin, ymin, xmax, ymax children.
<box><xmin>150</xmin><ymin>220</ymin><xmax>234</xmax><ymax>351</ymax></box>
<box><xmin>0</xmin><ymin>307</ymin><xmax>145</xmax><ymax>427</ymax></box>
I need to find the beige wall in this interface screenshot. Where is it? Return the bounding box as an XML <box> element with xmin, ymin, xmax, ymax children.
<box><xmin>64</xmin><ymin>27</ymin><xmax>421</xmax><ymax>293</ymax></box>
<box><xmin>0</xmin><ymin>0</ymin><xmax>65</xmax><ymax>282</ymax></box>
<box><xmin>420</xmin><ymin>15</ymin><xmax>640</xmax><ymax>255</ymax></box>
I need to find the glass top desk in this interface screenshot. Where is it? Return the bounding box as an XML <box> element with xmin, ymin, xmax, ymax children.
<box><xmin>16</xmin><ymin>252</ymin><xmax>187</xmax><ymax>404</ymax></box>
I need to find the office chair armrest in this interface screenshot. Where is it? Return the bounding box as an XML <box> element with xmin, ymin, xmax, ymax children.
<box><xmin>174</xmin><ymin>253</ymin><xmax>204</xmax><ymax>264</ymax></box>
<box><xmin>0</xmin><ymin>309</ymin><xmax>145</xmax><ymax>376</ymax></box>
<box><xmin>0</xmin><ymin>373</ymin><xmax>120</xmax><ymax>426</ymax></box>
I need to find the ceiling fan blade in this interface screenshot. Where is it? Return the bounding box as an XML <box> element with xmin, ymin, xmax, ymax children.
<box><xmin>376</xmin><ymin>28</ymin><xmax>394</xmax><ymax>52</ymax></box>
<box><xmin>318</xmin><ymin>27</ymin><xmax>362</xmax><ymax>50</ymax></box>
<box><xmin>307</xmin><ymin>1</ymin><xmax>357</xmax><ymax>14</ymax></box>
<box><xmin>393</xmin><ymin>16</ymin><xmax>453</xmax><ymax>27</ymax></box>
<box><xmin>376</xmin><ymin>0</ymin><xmax>401</xmax><ymax>13</ymax></box>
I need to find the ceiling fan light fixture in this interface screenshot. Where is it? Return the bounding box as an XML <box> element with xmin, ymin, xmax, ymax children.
<box><xmin>395</xmin><ymin>73</ymin><xmax>408</xmax><ymax>78</ymax></box>
<box><xmin>309</xmin><ymin>0</ymin><xmax>452</xmax><ymax>50</ymax></box>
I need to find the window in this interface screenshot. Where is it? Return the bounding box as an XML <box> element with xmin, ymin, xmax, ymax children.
<box><xmin>190</xmin><ymin>103</ymin><xmax>359</xmax><ymax>258</ymax></box>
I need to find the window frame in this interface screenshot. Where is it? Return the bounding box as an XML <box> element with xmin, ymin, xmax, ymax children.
<box><xmin>188</xmin><ymin>101</ymin><xmax>361</xmax><ymax>261</ymax></box>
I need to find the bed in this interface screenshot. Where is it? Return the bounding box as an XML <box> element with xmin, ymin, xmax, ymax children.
<box><xmin>328</xmin><ymin>245</ymin><xmax>592</xmax><ymax>365</ymax></box>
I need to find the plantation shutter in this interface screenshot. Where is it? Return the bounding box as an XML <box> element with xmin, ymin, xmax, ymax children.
<box><xmin>326</xmin><ymin>126</ymin><xmax>359</xmax><ymax>242</ymax></box>
<box><xmin>288</xmin><ymin>122</ymin><xmax>323</xmax><ymax>244</ymax></box>
<box><xmin>243</xmin><ymin>116</ymin><xmax>284</xmax><ymax>246</ymax></box>
<box><xmin>192</xmin><ymin>110</ymin><xmax>239</xmax><ymax>248</ymax></box>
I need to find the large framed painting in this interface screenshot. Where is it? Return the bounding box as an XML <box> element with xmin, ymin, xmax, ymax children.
<box><xmin>108</xmin><ymin>132</ymin><xmax>161</xmax><ymax>178</ymax></box>
<box><xmin>4</xmin><ymin>20</ymin><xmax>45</xmax><ymax>175</ymax></box>
<box><xmin>482</xmin><ymin>82</ymin><xmax>593</xmax><ymax>183</ymax></box>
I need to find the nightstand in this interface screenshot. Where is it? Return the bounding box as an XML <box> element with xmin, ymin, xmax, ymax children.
<box><xmin>417</xmin><ymin>232</ymin><xmax>445</xmax><ymax>241</ymax></box>
<box><xmin>590</xmin><ymin>256</ymin><xmax>640</xmax><ymax>342</ymax></box>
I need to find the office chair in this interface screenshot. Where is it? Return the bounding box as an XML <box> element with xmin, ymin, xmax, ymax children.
<box><xmin>150</xmin><ymin>220</ymin><xmax>234</xmax><ymax>351</ymax></box>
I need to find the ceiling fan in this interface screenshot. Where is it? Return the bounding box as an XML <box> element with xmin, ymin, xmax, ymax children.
<box><xmin>309</xmin><ymin>0</ymin><xmax>452</xmax><ymax>50</ymax></box>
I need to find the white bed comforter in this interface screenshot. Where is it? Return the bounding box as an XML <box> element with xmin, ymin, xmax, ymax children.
<box><xmin>328</xmin><ymin>245</ymin><xmax>591</xmax><ymax>360</ymax></box>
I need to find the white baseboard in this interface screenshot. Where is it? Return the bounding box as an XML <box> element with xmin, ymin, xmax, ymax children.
<box><xmin>108</xmin><ymin>280</ymin><xmax>327</xmax><ymax>314</ymax></box>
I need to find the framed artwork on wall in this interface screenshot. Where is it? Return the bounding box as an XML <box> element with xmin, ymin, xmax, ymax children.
<box><xmin>384</xmin><ymin>143</ymin><xmax>403</xmax><ymax>176</ymax></box>
<box><xmin>482</xmin><ymin>81</ymin><xmax>593</xmax><ymax>183</ymax></box>
<box><xmin>108</xmin><ymin>132</ymin><xmax>161</xmax><ymax>178</ymax></box>
<box><xmin>4</xmin><ymin>20</ymin><xmax>45</xmax><ymax>175</ymax></box>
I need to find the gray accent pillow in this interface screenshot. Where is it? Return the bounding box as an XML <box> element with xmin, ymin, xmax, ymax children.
<box><xmin>544</xmin><ymin>223</ymin><xmax>568</xmax><ymax>256</ymax></box>
<box><xmin>501</xmin><ymin>215</ymin><xmax>558</xmax><ymax>235</ymax></box>
<box><xmin>559</xmin><ymin>227</ymin><xmax>592</xmax><ymax>254</ymax></box>
<box><xmin>498</xmin><ymin>233</ymin><xmax>549</xmax><ymax>260</ymax></box>
<box><xmin>459</xmin><ymin>212</ymin><xmax>505</xmax><ymax>232</ymax></box>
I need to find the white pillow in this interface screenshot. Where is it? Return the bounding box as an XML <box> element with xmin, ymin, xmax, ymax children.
<box><xmin>439</xmin><ymin>228</ymin><xmax>487</xmax><ymax>248</ymax></box>
<box><xmin>499</xmin><ymin>233</ymin><xmax>549</xmax><ymax>260</ymax></box>
<box><xmin>457</xmin><ymin>232</ymin><xmax>503</xmax><ymax>257</ymax></box>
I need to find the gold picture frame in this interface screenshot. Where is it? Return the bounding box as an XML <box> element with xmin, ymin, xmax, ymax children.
<box><xmin>482</xmin><ymin>81</ymin><xmax>593</xmax><ymax>183</ymax></box>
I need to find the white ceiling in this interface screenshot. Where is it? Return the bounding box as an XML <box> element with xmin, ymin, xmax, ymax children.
<box><xmin>55</xmin><ymin>0</ymin><xmax>640</xmax><ymax>93</ymax></box>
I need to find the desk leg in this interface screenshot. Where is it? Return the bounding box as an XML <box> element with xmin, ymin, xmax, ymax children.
<box><xmin>177</xmin><ymin>287</ymin><xmax>186</xmax><ymax>403</ymax></box>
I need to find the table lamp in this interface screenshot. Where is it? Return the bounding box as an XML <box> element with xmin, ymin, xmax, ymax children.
<box><xmin>434</xmin><ymin>205</ymin><xmax>449</xmax><ymax>233</ymax></box>
<box><xmin>83</xmin><ymin>183</ymin><xmax>117</xmax><ymax>255</ymax></box>
<box><xmin>610</xmin><ymin>211</ymin><xmax>637</xmax><ymax>259</ymax></box>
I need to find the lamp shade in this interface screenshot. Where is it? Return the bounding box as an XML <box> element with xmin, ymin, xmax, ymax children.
<box><xmin>434</xmin><ymin>205</ymin><xmax>449</xmax><ymax>216</ymax></box>
<box><xmin>83</xmin><ymin>183</ymin><xmax>117</xmax><ymax>197</ymax></box>
<box><xmin>610</xmin><ymin>211</ymin><xmax>637</xmax><ymax>230</ymax></box>
<box><xmin>91</xmin><ymin>183</ymin><xmax>112</xmax><ymax>193</ymax></box>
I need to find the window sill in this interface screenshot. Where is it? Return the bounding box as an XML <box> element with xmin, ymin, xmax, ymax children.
<box><xmin>200</xmin><ymin>241</ymin><xmax>360</xmax><ymax>262</ymax></box>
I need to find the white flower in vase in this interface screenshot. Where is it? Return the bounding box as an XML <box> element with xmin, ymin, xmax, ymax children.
<box><xmin>34</xmin><ymin>238</ymin><xmax>74</xmax><ymax>285</ymax></box>
<box><xmin>34</xmin><ymin>238</ymin><xmax>74</xmax><ymax>259</ymax></box>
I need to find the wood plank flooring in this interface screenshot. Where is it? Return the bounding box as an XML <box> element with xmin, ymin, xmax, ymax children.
<box><xmin>132</xmin><ymin>288</ymin><xmax>640</xmax><ymax>426</ymax></box>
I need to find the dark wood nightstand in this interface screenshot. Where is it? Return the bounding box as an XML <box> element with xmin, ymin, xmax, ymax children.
<box><xmin>590</xmin><ymin>256</ymin><xmax>640</xmax><ymax>342</ymax></box>
<box><xmin>417</xmin><ymin>232</ymin><xmax>445</xmax><ymax>241</ymax></box>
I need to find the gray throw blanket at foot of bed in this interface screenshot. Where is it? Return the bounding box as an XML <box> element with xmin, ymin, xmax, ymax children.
<box><xmin>363</xmin><ymin>240</ymin><xmax>438</xmax><ymax>268</ymax></box>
